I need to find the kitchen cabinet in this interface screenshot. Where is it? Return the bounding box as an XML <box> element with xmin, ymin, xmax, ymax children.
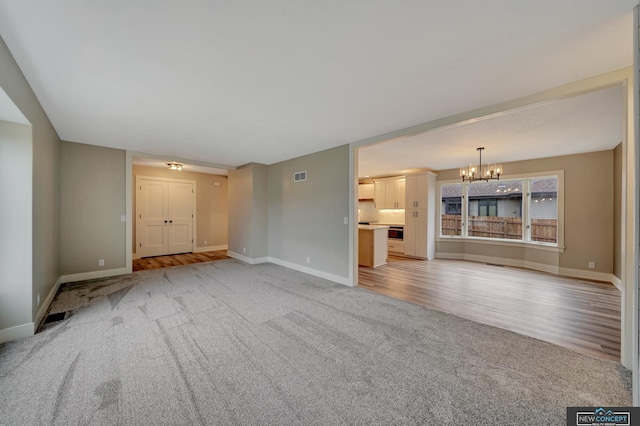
<box><xmin>388</xmin><ymin>239</ymin><xmax>405</xmax><ymax>254</ymax></box>
<box><xmin>374</xmin><ymin>177</ymin><xmax>405</xmax><ymax>209</ymax></box>
<box><xmin>358</xmin><ymin>183</ymin><xmax>375</xmax><ymax>200</ymax></box>
<box><xmin>358</xmin><ymin>225</ymin><xmax>389</xmax><ymax>267</ymax></box>
<box><xmin>405</xmin><ymin>174</ymin><xmax>429</xmax><ymax>209</ymax></box>
<box><xmin>404</xmin><ymin>172</ymin><xmax>436</xmax><ymax>259</ymax></box>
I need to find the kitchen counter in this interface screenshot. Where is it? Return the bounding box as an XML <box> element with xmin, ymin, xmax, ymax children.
<box><xmin>358</xmin><ymin>224</ymin><xmax>390</xmax><ymax>231</ymax></box>
<box><xmin>358</xmin><ymin>225</ymin><xmax>388</xmax><ymax>268</ymax></box>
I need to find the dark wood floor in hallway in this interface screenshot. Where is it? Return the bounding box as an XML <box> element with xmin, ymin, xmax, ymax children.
<box><xmin>133</xmin><ymin>250</ymin><xmax>230</xmax><ymax>271</ymax></box>
<box><xmin>358</xmin><ymin>256</ymin><xmax>621</xmax><ymax>362</ymax></box>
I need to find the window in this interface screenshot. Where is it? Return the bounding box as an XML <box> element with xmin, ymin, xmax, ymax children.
<box><xmin>445</xmin><ymin>199</ymin><xmax>462</xmax><ymax>214</ymax></box>
<box><xmin>478</xmin><ymin>199</ymin><xmax>498</xmax><ymax>217</ymax></box>
<box><xmin>468</xmin><ymin>181</ymin><xmax>523</xmax><ymax>240</ymax></box>
<box><xmin>529</xmin><ymin>177</ymin><xmax>558</xmax><ymax>244</ymax></box>
<box><xmin>441</xmin><ymin>184</ymin><xmax>463</xmax><ymax>236</ymax></box>
<box><xmin>440</xmin><ymin>175</ymin><xmax>559</xmax><ymax>246</ymax></box>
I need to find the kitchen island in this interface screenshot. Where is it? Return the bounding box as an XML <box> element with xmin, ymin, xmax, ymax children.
<box><xmin>358</xmin><ymin>225</ymin><xmax>389</xmax><ymax>267</ymax></box>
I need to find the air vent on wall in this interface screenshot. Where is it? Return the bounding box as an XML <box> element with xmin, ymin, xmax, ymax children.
<box><xmin>294</xmin><ymin>171</ymin><xmax>307</xmax><ymax>182</ymax></box>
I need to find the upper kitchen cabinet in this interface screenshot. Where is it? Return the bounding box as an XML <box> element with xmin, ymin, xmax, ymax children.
<box><xmin>373</xmin><ymin>177</ymin><xmax>405</xmax><ymax>209</ymax></box>
<box><xmin>405</xmin><ymin>173</ymin><xmax>433</xmax><ymax>209</ymax></box>
<box><xmin>358</xmin><ymin>183</ymin><xmax>375</xmax><ymax>200</ymax></box>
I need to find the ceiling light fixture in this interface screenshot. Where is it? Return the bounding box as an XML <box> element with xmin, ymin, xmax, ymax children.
<box><xmin>459</xmin><ymin>147</ymin><xmax>502</xmax><ymax>182</ymax></box>
<box><xmin>168</xmin><ymin>162</ymin><xmax>183</xmax><ymax>171</ymax></box>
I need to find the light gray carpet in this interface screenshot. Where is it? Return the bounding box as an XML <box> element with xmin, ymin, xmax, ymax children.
<box><xmin>0</xmin><ymin>259</ymin><xmax>631</xmax><ymax>425</ymax></box>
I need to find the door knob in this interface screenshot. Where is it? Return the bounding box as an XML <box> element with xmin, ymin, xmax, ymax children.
<box><xmin>169</xmin><ymin>220</ymin><xmax>173</xmax><ymax>223</ymax></box>
<box><xmin>164</xmin><ymin>220</ymin><xmax>168</xmax><ymax>223</ymax></box>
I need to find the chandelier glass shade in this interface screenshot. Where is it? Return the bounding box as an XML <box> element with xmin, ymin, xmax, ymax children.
<box><xmin>459</xmin><ymin>147</ymin><xmax>502</xmax><ymax>182</ymax></box>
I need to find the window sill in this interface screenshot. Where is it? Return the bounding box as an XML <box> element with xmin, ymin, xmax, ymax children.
<box><xmin>436</xmin><ymin>236</ymin><xmax>565</xmax><ymax>253</ymax></box>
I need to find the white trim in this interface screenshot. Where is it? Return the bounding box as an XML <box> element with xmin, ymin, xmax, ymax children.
<box><xmin>194</xmin><ymin>245</ymin><xmax>228</xmax><ymax>253</ymax></box>
<box><xmin>437</xmin><ymin>253</ymin><xmax>526</xmax><ymax>269</ymax></box>
<box><xmin>350</xmin><ymin>144</ymin><xmax>358</xmax><ymax>288</ymax></box>
<box><xmin>126</xmin><ymin>151</ymin><xmax>133</xmax><ymax>273</ymax></box>
<box><xmin>227</xmin><ymin>251</ymin><xmax>269</xmax><ymax>265</ymax></box>
<box><xmin>133</xmin><ymin>252</ymin><xmax>140</xmax><ymax>260</ymax></box>
<box><xmin>436</xmin><ymin>252</ymin><xmax>620</xmax><ymax>285</ymax></box>
<box><xmin>267</xmin><ymin>257</ymin><xmax>352</xmax><ymax>287</ymax></box>
<box><xmin>59</xmin><ymin>268</ymin><xmax>127</xmax><ymax>284</ymax></box>
<box><xmin>557</xmin><ymin>267</ymin><xmax>621</xmax><ymax>285</ymax></box>
<box><xmin>611</xmin><ymin>274</ymin><xmax>622</xmax><ymax>291</ymax></box>
<box><xmin>350</xmin><ymin>68</ymin><xmax>630</xmax><ymax>150</ymax></box>
<box><xmin>33</xmin><ymin>276</ymin><xmax>63</xmax><ymax>332</ymax></box>
<box><xmin>227</xmin><ymin>251</ymin><xmax>351</xmax><ymax>286</ymax></box>
<box><xmin>0</xmin><ymin>322</ymin><xmax>34</xmax><ymax>344</ymax></box>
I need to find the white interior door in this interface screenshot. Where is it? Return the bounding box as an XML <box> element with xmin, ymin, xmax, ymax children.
<box><xmin>167</xmin><ymin>181</ymin><xmax>193</xmax><ymax>254</ymax></box>
<box><xmin>138</xmin><ymin>179</ymin><xmax>169</xmax><ymax>257</ymax></box>
<box><xmin>136</xmin><ymin>177</ymin><xmax>195</xmax><ymax>257</ymax></box>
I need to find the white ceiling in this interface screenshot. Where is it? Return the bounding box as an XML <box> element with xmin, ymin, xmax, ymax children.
<box><xmin>359</xmin><ymin>85</ymin><xmax>625</xmax><ymax>177</ymax></box>
<box><xmin>0</xmin><ymin>1</ymin><xmax>636</xmax><ymax>168</ymax></box>
<box><xmin>133</xmin><ymin>157</ymin><xmax>228</xmax><ymax>176</ymax></box>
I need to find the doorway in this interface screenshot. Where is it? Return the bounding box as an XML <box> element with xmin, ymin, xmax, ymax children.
<box><xmin>136</xmin><ymin>176</ymin><xmax>196</xmax><ymax>258</ymax></box>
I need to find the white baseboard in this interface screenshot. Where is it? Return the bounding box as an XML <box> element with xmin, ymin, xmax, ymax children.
<box><xmin>33</xmin><ymin>276</ymin><xmax>64</xmax><ymax>332</ymax></box>
<box><xmin>611</xmin><ymin>274</ymin><xmax>622</xmax><ymax>290</ymax></box>
<box><xmin>436</xmin><ymin>253</ymin><xmax>465</xmax><ymax>261</ymax></box>
<box><xmin>267</xmin><ymin>257</ymin><xmax>352</xmax><ymax>287</ymax></box>
<box><xmin>59</xmin><ymin>267</ymin><xmax>128</xmax><ymax>284</ymax></box>
<box><xmin>195</xmin><ymin>245</ymin><xmax>228</xmax><ymax>253</ymax></box>
<box><xmin>436</xmin><ymin>252</ymin><xmax>620</xmax><ymax>286</ymax></box>
<box><xmin>227</xmin><ymin>251</ymin><xmax>351</xmax><ymax>286</ymax></box>
<box><xmin>227</xmin><ymin>251</ymin><xmax>269</xmax><ymax>265</ymax></box>
<box><xmin>133</xmin><ymin>252</ymin><xmax>140</xmax><ymax>260</ymax></box>
<box><xmin>557</xmin><ymin>266</ymin><xmax>619</xmax><ymax>286</ymax></box>
<box><xmin>0</xmin><ymin>322</ymin><xmax>34</xmax><ymax>344</ymax></box>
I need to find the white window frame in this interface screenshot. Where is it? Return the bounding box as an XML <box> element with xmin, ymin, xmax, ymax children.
<box><xmin>437</xmin><ymin>170</ymin><xmax>564</xmax><ymax>252</ymax></box>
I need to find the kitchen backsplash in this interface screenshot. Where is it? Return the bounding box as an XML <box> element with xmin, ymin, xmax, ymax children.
<box><xmin>358</xmin><ymin>201</ymin><xmax>405</xmax><ymax>224</ymax></box>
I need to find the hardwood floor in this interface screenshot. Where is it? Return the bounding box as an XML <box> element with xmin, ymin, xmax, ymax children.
<box><xmin>133</xmin><ymin>250</ymin><xmax>230</xmax><ymax>272</ymax></box>
<box><xmin>359</xmin><ymin>256</ymin><xmax>621</xmax><ymax>362</ymax></box>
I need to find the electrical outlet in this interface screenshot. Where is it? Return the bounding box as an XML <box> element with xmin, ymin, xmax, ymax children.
<box><xmin>120</xmin><ymin>215</ymin><xmax>126</xmax><ymax>222</ymax></box>
<box><xmin>242</xmin><ymin>247</ymin><xmax>246</xmax><ymax>254</ymax></box>
<box><xmin>306</xmin><ymin>257</ymin><xmax>311</xmax><ymax>264</ymax></box>
<box><xmin>343</xmin><ymin>217</ymin><xmax>348</xmax><ymax>225</ymax></box>
<box><xmin>588</xmin><ymin>261</ymin><xmax>596</xmax><ymax>269</ymax></box>
<box><xmin>98</xmin><ymin>259</ymin><xmax>105</xmax><ymax>267</ymax></box>
<box><xmin>37</xmin><ymin>294</ymin><xmax>40</xmax><ymax>306</ymax></box>
<box><xmin>204</xmin><ymin>240</ymin><xmax>207</xmax><ymax>245</ymax></box>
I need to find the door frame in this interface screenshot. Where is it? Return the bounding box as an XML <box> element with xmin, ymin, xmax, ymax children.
<box><xmin>135</xmin><ymin>175</ymin><xmax>197</xmax><ymax>258</ymax></box>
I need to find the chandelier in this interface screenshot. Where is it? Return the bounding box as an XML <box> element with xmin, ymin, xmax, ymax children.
<box><xmin>459</xmin><ymin>147</ymin><xmax>502</xmax><ymax>182</ymax></box>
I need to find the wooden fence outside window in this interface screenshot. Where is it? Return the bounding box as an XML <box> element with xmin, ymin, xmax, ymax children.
<box><xmin>441</xmin><ymin>214</ymin><xmax>557</xmax><ymax>243</ymax></box>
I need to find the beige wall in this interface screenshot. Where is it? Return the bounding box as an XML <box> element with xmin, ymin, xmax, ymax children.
<box><xmin>60</xmin><ymin>142</ymin><xmax>126</xmax><ymax>275</ymax></box>
<box><xmin>268</xmin><ymin>145</ymin><xmax>350</xmax><ymax>278</ymax></box>
<box><xmin>613</xmin><ymin>142</ymin><xmax>622</xmax><ymax>279</ymax></box>
<box><xmin>228</xmin><ymin>163</ymin><xmax>268</xmax><ymax>258</ymax></box>
<box><xmin>0</xmin><ymin>35</ymin><xmax>60</xmax><ymax>330</ymax></box>
<box><xmin>132</xmin><ymin>165</ymin><xmax>228</xmax><ymax>252</ymax></box>
<box><xmin>0</xmin><ymin>121</ymin><xmax>33</xmax><ymax>332</ymax></box>
<box><xmin>436</xmin><ymin>150</ymin><xmax>615</xmax><ymax>274</ymax></box>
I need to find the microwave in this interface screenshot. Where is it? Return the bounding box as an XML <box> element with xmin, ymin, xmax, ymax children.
<box><xmin>388</xmin><ymin>226</ymin><xmax>404</xmax><ymax>241</ymax></box>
